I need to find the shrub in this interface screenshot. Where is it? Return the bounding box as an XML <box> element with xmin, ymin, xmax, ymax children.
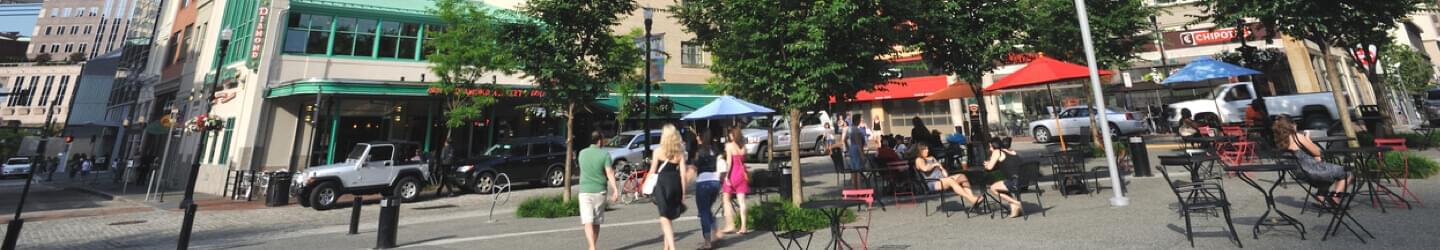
<box><xmin>516</xmin><ymin>195</ymin><xmax>581</xmax><ymax>218</ymax></box>
<box><xmin>745</xmin><ymin>201</ymin><xmax>855</xmax><ymax>232</ymax></box>
<box><xmin>1382</xmin><ymin>151</ymin><xmax>1440</xmax><ymax>179</ymax></box>
<box><xmin>1089</xmin><ymin>142</ymin><xmax>1126</xmax><ymax>158</ymax></box>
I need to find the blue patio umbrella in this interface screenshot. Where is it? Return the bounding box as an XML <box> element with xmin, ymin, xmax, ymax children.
<box><xmin>680</xmin><ymin>95</ymin><xmax>777</xmax><ymax>120</ymax></box>
<box><xmin>1161</xmin><ymin>57</ymin><xmax>1263</xmax><ymax>84</ymax></box>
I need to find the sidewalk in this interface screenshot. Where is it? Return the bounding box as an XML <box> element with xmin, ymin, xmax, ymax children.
<box><xmin>39</xmin><ymin>170</ymin><xmax>272</xmax><ymax>212</ymax></box>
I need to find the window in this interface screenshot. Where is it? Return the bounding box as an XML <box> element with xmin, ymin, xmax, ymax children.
<box><xmin>331</xmin><ymin>17</ymin><xmax>376</xmax><ymax>57</ymax></box>
<box><xmin>37</xmin><ymin>76</ymin><xmax>53</xmax><ymax>106</ymax></box>
<box><xmin>378</xmin><ymin>21</ymin><xmax>420</xmax><ymax>59</ymax></box>
<box><xmin>369</xmin><ymin>145</ymin><xmax>394</xmax><ymax>162</ymax></box>
<box><xmin>84</xmin><ymin>26</ymin><xmax>91</xmax><ymax>34</ymax></box>
<box><xmin>164</xmin><ymin>32</ymin><xmax>179</xmax><ymax>67</ymax></box>
<box><xmin>7</xmin><ymin>77</ymin><xmax>22</xmax><ymax>107</ymax></box>
<box><xmin>77</xmin><ymin>44</ymin><xmax>86</xmax><ymax>54</ymax></box>
<box><xmin>178</xmin><ymin>25</ymin><xmax>192</xmax><ymax>63</ymax></box>
<box><xmin>50</xmin><ymin>44</ymin><xmax>59</xmax><ymax>52</ymax></box>
<box><xmin>44</xmin><ymin>26</ymin><xmax>51</xmax><ymax>35</ymax></box>
<box><xmin>1227</xmin><ymin>86</ymin><xmax>1252</xmax><ymax>101</ymax></box>
<box><xmin>218</xmin><ymin>118</ymin><xmax>235</xmax><ymax>164</ymax></box>
<box><xmin>53</xmin><ymin>76</ymin><xmax>69</xmax><ymax>106</ymax></box>
<box><xmin>64</xmin><ymin>43</ymin><xmax>73</xmax><ymax>53</ymax></box>
<box><xmin>420</xmin><ymin>25</ymin><xmax>442</xmax><ymax>59</ymax></box>
<box><xmin>283</xmin><ymin>13</ymin><xmax>331</xmax><ymax>54</ymax></box>
<box><xmin>90</xmin><ymin>7</ymin><xmax>98</xmax><ymax>16</ymax></box>
<box><xmin>49</xmin><ymin>8</ymin><xmax>57</xmax><ymax>17</ymax></box>
<box><xmin>71</xmin><ymin>26</ymin><xmax>78</xmax><ymax>35</ymax></box>
<box><xmin>681</xmin><ymin>41</ymin><xmax>703</xmax><ymax>67</ymax></box>
<box><xmin>75</xmin><ymin>8</ymin><xmax>84</xmax><ymax>17</ymax></box>
<box><xmin>530</xmin><ymin>143</ymin><xmax>551</xmax><ymax>155</ymax></box>
<box><xmin>37</xmin><ymin>44</ymin><xmax>46</xmax><ymax>53</ymax></box>
<box><xmin>63</xmin><ymin>8</ymin><xmax>71</xmax><ymax>17</ymax></box>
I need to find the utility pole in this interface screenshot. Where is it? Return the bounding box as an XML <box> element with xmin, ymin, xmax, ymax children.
<box><xmin>178</xmin><ymin>28</ymin><xmax>231</xmax><ymax>249</ymax></box>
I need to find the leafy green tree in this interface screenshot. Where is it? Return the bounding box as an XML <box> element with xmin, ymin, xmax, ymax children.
<box><xmin>1018</xmin><ymin>0</ymin><xmax>1153</xmax><ymax>69</ymax></box>
<box><xmin>428</xmin><ymin>0</ymin><xmax>515</xmax><ymax>176</ymax></box>
<box><xmin>674</xmin><ymin>0</ymin><xmax>902</xmax><ymax>205</ymax></box>
<box><xmin>500</xmin><ymin>0</ymin><xmax>642</xmax><ymax>201</ymax></box>
<box><xmin>31</xmin><ymin>53</ymin><xmax>51</xmax><ymax>63</ymax></box>
<box><xmin>68</xmin><ymin>52</ymin><xmax>86</xmax><ymax>62</ymax></box>
<box><xmin>897</xmin><ymin>0</ymin><xmax>1026</xmax><ymax>148</ymax></box>
<box><xmin>1383</xmin><ymin>44</ymin><xmax>1435</xmax><ymax>94</ymax></box>
<box><xmin>1195</xmin><ymin>0</ymin><xmax>1431</xmax><ymax>139</ymax></box>
<box><xmin>1216</xmin><ymin>47</ymin><xmax>1292</xmax><ymax>94</ymax></box>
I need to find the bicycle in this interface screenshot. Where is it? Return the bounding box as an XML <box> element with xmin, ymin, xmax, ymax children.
<box><xmin>615</xmin><ymin>162</ymin><xmax>652</xmax><ymax>204</ymax></box>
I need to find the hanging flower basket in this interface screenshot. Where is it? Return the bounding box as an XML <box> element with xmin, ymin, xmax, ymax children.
<box><xmin>187</xmin><ymin>114</ymin><xmax>224</xmax><ymax>132</ymax></box>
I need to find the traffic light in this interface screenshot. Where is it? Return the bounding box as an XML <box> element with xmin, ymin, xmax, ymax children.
<box><xmin>64</xmin><ymin>136</ymin><xmax>73</xmax><ymax>143</ymax></box>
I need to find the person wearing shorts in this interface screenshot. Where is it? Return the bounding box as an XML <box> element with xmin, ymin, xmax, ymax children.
<box><xmin>577</xmin><ymin>131</ymin><xmax>618</xmax><ymax>250</ymax></box>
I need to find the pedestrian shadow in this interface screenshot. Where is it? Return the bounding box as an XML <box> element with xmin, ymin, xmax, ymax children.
<box><xmin>613</xmin><ymin>229</ymin><xmax>698</xmax><ymax>250</ymax></box>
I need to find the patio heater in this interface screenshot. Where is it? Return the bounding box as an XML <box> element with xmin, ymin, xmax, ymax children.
<box><xmin>178</xmin><ymin>28</ymin><xmax>232</xmax><ymax>248</ymax></box>
<box><xmin>1074</xmin><ymin>0</ymin><xmax>1128</xmax><ymax>207</ymax></box>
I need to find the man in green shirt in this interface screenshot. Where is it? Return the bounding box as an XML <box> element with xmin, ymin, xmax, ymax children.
<box><xmin>577</xmin><ymin>131</ymin><xmax>618</xmax><ymax>250</ymax></box>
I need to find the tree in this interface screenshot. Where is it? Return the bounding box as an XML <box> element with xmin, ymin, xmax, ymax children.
<box><xmin>500</xmin><ymin>0</ymin><xmax>642</xmax><ymax>202</ymax></box>
<box><xmin>68</xmin><ymin>52</ymin><xmax>87</xmax><ymax>62</ymax></box>
<box><xmin>1196</xmin><ymin>0</ymin><xmax>1431</xmax><ymax>140</ymax></box>
<box><xmin>31</xmin><ymin>53</ymin><xmax>51</xmax><ymax>63</ymax></box>
<box><xmin>898</xmin><ymin>0</ymin><xmax>1026</xmax><ymax>151</ymax></box>
<box><xmin>675</xmin><ymin>0</ymin><xmax>902</xmax><ymax>205</ymax></box>
<box><xmin>1019</xmin><ymin>0</ymin><xmax>1153</xmax><ymax>69</ymax></box>
<box><xmin>1382</xmin><ymin>44</ymin><xmax>1435</xmax><ymax>94</ymax></box>
<box><xmin>428</xmin><ymin>0</ymin><xmax>515</xmax><ymax>187</ymax></box>
<box><xmin>1216</xmin><ymin>47</ymin><xmax>1292</xmax><ymax>94</ymax></box>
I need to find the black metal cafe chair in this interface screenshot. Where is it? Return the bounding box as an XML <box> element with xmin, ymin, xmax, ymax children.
<box><xmin>1158</xmin><ymin>164</ymin><xmax>1242</xmax><ymax>248</ymax></box>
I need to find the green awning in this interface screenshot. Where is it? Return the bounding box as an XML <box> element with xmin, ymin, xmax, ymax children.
<box><xmin>596</xmin><ymin>96</ymin><xmax>715</xmax><ymax>114</ymax></box>
<box><xmin>266</xmin><ymin>81</ymin><xmax>431</xmax><ymax>98</ymax></box>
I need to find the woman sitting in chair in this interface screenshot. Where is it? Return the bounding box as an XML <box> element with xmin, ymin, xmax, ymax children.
<box><xmin>915</xmin><ymin>144</ymin><xmax>979</xmax><ymax>207</ymax></box>
<box><xmin>1273</xmin><ymin>115</ymin><xmax>1351</xmax><ymax>196</ymax></box>
<box><xmin>983</xmin><ymin>137</ymin><xmax>1024</xmax><ymax>218</ymax></box>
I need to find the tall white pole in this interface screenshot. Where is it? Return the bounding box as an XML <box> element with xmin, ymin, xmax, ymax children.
<box><xmin>1074</xmin><ymin>0</ymin><xmax>1127</xmax><ymax>207</ymax></box>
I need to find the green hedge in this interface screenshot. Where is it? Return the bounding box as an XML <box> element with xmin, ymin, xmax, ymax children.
<box><xmin>746</xmin><ymin>201</ymin><xmax>856</xmax><ymax>232</ymax></box>
<box><xmin>1357</xmin><ymin>132</ymin><xmax>1440</xmax><ymax>149</ymax></box>
<box><xmin>1089</xmin><ymin>142</ymin><xmax>1127</xmax><ymax>158</ymax></box>
<box><xmin>1382</xmin><ymin>151</ymin><xmax>1440</xmax><ymax>179</ymax></box>
<box><xmin>516</xmin><ymin>195</ymin><xmax>582</xmax><ymax>218</ymax></box>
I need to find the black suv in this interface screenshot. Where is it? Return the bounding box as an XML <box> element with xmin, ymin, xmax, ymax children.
<box><xmin>450</xmin><ymin>137</ymin><xmax>570</xmax><ymax>193</ymax></box>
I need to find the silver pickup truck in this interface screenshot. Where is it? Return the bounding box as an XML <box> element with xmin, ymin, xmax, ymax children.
<box><xmin>1168</xmin><ymin>82</ymin><xmax>1340</xmax><ymax>129</ymax></box>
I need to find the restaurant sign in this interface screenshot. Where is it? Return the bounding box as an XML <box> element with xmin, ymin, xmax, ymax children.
<box><xmin>1142</xmin><ymin>23</ymin><xmax>1270</xmax><ymax>51</ymax></box>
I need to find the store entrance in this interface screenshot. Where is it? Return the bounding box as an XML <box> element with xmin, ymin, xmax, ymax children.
<box><xmin>334</xmin><ymin>116</ymin><xmax>388</xmax><ymax>157</ymax></box>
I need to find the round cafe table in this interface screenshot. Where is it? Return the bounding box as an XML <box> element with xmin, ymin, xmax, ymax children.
<box><xmin>1226</xmin><ymin>164</ymin><xmax>1305</xmax><ymax>239</ymax></box>
<box><xmin>801</xmin><ymin>199</ymin><xmax>866</xmax><ymax>250</ymax></box>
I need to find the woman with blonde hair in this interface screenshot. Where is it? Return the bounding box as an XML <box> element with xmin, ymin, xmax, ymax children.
<box><xmin>718</xmin><ymin>127</ymin><xmax>750</xmax><ymax>239</ymax></box>
<box><xmin>650</xmin><ymin>124</ymin><xmax>689</xmax><ymax>250</ymax></box>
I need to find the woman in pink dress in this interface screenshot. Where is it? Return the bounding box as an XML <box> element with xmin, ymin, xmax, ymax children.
<box><xmin>718</xmin><ymin>127</ymin><xmax>750</xmax><ymax>239</ymax></box>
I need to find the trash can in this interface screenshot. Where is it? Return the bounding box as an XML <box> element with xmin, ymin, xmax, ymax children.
<box><xmin>1129</xmin><ymin>136</ymin><xmax>1152</xmax><ymax>177</ymax></box>
<box><xmin>266</xmin><ymin>172</ymin><xmax>292</xmax><ymax>207</ymax></box>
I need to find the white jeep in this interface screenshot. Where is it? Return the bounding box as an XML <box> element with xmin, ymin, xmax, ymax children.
<box><xmin>292</xmin><ymin>142</ymin><xmax>430</xmax><ymax>210</ymax></box>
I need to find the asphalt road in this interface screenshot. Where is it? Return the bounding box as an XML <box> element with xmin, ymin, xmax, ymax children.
<box><xmin>0</xmin><ymin>177</ymin><xmax>116</xmax><ymax>214</ymax></box>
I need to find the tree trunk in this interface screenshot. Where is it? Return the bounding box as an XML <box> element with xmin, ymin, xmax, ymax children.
<box><xmin>1319</xmin><ymin>42</ymin><xmax>1360</xmax><ymax>147</ymax></box>
<box><xmin>563</xmin><ymin>102</ymin><xmax>576</xmax><ymax>203</ymax></box>
<box><xmin>788</xmin><ymin>108</ymin><xmax>804</xmax><ymax>206</ymax></box>
<box><xmin>766</xmin><ymin>114</ymin><xmax>775</xmax><ymax>162</ymax></box>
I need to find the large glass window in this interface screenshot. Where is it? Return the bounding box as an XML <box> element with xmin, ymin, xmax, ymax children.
<box><xmin>681</xmin><ymin>41</ymin><xmax>702</xmax><ymax>67</ymax></box>
<box><xmin>331</xmin><ymin>17</ymin><xmax>377</xmax><ymax>57</ymax></box>
<box><xmin>378</xmin><ymin>22</ymin><xmax>420</xmax><ymax>59</ymax></box>
<box><xmin>284</xmin><ymin>13</ymin><xmax>332</xmax><ymax>54</ymax></box>
<box><xmin>421</xmin><ymin>25</ymin><xmax>442</xmax><ymax>60</ymax></box>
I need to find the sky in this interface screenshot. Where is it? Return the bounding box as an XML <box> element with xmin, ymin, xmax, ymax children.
<box><xmin>481</xmin><ymin>0</ymin><xmax>523</xmax><ymax>10</ymax></box>
<box><xmin>0</xmin><ymin>4</ymin><xmax>40</xmax><ymax>36</ymax></box>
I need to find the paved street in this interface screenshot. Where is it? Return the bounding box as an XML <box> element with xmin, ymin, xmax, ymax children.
<box><xmin>2</xmin><ymin>142</ymin><xmax>1439</xmax><ymax>249</ymax></box>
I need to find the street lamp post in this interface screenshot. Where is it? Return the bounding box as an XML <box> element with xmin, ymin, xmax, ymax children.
<box><xmin>642</xmin><ymin>8</ymin><xmax>653</xmax><ymax>158</ymax></box>
<box><xmin>178</xmin><ymin>28</ymin><xmax>231</xmax><ymax>249</ymax></box>
<box><xmin>2</xmin><ymin>87</ymin><xmax>65</xmax><ymax>249</ymax></box>
<box><xmin>1074</xmin><ymin>0</ymin><xmax>1127</xmax><ymax>207</ymax></box>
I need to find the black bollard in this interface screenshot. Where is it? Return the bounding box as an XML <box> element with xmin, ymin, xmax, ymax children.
<box><xmin>177</xmin><ymin>204</ymin><xmax>198</xmax><ymax>249</ymax></box>
<box><xmin>1129</xmin><ymin>136</ymin><xmax>1152</xmax><ymax>177</ymax></box>
<box><xmin>349</xmin><ymin>196</ymin><xmax>362</xmax><ymax>235</ymax></box>
<box><xmin>3</xmin><ymin>219</ymin><xmax>23</xmax><ymax>249</ymax></box>
<box><xmin>375</xmin><ymin>197</ymin><xmax>400</xmax><ymax>249</ymax></box>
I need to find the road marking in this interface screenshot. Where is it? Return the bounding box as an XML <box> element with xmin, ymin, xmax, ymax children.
<box><xmin>190</xmin><ymin>208</ymin><xmax>521</xmax><ymax>249</ymax></box>
<box><xmin>403</xmin><ymin>216</ymin><xmax>699</xmax><ymax>248</ymax></box>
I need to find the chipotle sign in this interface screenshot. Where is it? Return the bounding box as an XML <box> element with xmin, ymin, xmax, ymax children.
<box><xmin>1142</xmin><ymin>23</ymin><xmax>1270</xmax><ymax>51</ymax></box>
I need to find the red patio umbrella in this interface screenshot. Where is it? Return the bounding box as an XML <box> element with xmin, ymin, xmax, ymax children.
<box><xmin>984</xmin><ymin>55</ymin><xmax>1113</xmax><ymax>148</ymax></box>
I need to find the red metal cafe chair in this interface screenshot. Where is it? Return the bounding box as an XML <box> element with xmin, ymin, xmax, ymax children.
<box><xmin>1374</xmin><ymin>138</ymin><xmax>1422</xmax><ymax>209</ymax></box>
<box><xmin>841</xmin><ymin>189</ymin><xmax>874</xmax><ymax>250</ymax></box>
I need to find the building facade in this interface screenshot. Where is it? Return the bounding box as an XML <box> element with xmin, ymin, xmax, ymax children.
<box><xmin>29</xmin><ymin>0</ymin><xmax>136</xmax><ymax>60</ymax></box>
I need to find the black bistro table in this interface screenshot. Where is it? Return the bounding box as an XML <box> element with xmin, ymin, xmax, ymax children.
<box><xmin>1323</xmin><ymin>146</ymin><xmax>1409</xmax><ymax>213</ymax></box>
<box><xmin>1159</xmin><ymin>154</ymin><xmax>1221</xmax><ymax>183</ymax></box>
<box><xmin>801</xmin><ymin>199</ymin><xmax>866</xmax><ymax>250</ymax></box>
<box><xmin>1182</xmin><ymin>136</ymin><xmax>1238</xmax><ymax>151</ymax></box>
<box><xmin>1226</xmin><ymin>164</ymin><xmax>1306</xmax><ymax>239</ymax></box>
<box><xmin>1311</xmin><ymin>136</ymin><xmax>1353</xmax><ymax>149</ymax></box>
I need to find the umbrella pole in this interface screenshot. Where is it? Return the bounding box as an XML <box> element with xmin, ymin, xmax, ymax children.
<box><xmin>1048</xmin><ymin>83</ymin><xmax>1067</xmax><ymax>150</ymax></box>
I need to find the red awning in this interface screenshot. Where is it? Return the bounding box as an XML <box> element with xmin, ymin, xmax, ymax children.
<box><xmin>850</xmin><ymin>75</ymin><xmax>949</xmax><ymax>102</ymax></box>
<box><xmin>983</xmin><ymin>55</ymin><xmax>1113</xmax><ymax>92</ymax></box>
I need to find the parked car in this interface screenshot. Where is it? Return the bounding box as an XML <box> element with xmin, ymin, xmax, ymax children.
<box><xmin>1167</xmin><ymin>82</ymin><xmax>1339</xmax><ymax>129</ymax></box>
<box><xmin>450</xmin><ymin>137</ymin><xmax>569</xmax><ymax>193</ymax></box>
<box><xmin>1422</xmin><ymin>88</ymin><xmax>1440</xmax><ymax>125</ymax></box>
<box><xmin>2</xmin><ymin>157</ymin><xmax>33</xmax><ymax>178</ymax></box>
<box><xmin>599</xmin><ymin>130</ymin><xmax>662</xmax><ymax>170</ymax></box>
<box><xmin>293</xmin><ymin>142</ymin><xmax>430</xmax><ymax>210</ymax></box>
<box><xmin>740</xmin><ymin>111</ymin><xmax>834</xmax><ymax>161</ymax></box>
<box><xmin>1029</xmin><ymin>106</ymin><xmax>1147</xmax><ymax>143</ymax></box>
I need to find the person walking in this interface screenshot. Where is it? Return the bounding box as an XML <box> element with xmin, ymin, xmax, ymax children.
<box><xmin>68</xmin><ymin>154</ymin><xmax>81</xmax><ymax>180</ymax></box>
<box><xmin>718</xmin><ymin>127</ymin><xmax>750</xmax><ymax>238</ymax></box>
<box><xmin>845</xmin><ymin>114</ymin><xmax>867</xmax><ymax>170</ymax></box>
<box><xmin>46</xmin><ymin>156</ymin><xmax>58</xmax><ymax>181</ymax></box>
<box><xmin>649</xmin><ymin>124</ymin><xmax>689</xmax><ymax>250</ymax></box>
<box><xmin>577</xmin><ymin>131</ymin><xmax>619</xmax><ymax>250</ymax></box>
<box><xmin>688</xmin><ymin>127</ymin><xmax>721</xmax><ymax>249</ymax></box>
<box><xmin>81</xmin><ymin>156</ymin><xmax>93</xmax><ymax>182</ymax></box>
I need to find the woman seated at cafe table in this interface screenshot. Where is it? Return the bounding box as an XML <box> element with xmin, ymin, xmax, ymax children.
<box><xmin>1272</xmin><ymin>115</ymin><xmax>1351</xmax><ymax>196</ymax></box>
<box><xmin>982</xmin><ymin>137</ymin><xmax>1023</xmax><ymax>218</ymax></box>
<box><xmin>915</xmin><ymin>144</ymin><xmax>980</xmax><ymax>207</ymax></box>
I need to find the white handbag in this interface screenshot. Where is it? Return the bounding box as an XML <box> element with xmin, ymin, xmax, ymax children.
<box><xmin>716</xmin><ymin>156</ymin><xmax>729</xmax><ymax>175</ymax></box>
<box><xmin>642</xmin><ymin>162</ymin><xmax>667</xmax><ymax>195</ymax></box>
